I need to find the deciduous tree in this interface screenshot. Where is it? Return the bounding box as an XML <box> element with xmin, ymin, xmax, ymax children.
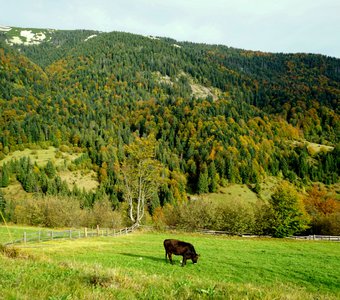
<box><xmin>120</xmin><ymin>135</ymin><xmax>163</xmax><ymax>225</ymax></box>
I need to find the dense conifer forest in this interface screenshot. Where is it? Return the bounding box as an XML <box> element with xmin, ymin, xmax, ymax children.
<box><xmin>0</xmin><ymin>27</ymin><xmax>339</xmax><ymax>235</ymax></box>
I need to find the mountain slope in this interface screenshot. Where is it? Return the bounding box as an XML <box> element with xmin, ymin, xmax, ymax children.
<box><xmin>0</xmin><ymin>26</ymin><xmax>339</xmax><ymax>201</ymax></box>
<box><xmin>3</xmin><ymin>26</ymin><xmax>337</xmax><ymax>143</ymax></box>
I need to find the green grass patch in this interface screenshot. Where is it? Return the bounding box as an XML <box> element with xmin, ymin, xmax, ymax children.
<box><xmin>203</xmin><ymin>184</ymin><xmax>259</xmax><ymax>204</ymax></box>
<box><xmin>0</xmin><ymin>228</ymin><xmax>339</xmax><ymax>299</ymax></box>
<box><xmin>59</xmin><ymin>169</ymin><xmax>99</xmax><ymax>192</ymax></box>
<box><xmin>0</xmin><ymin>146</ymin><xmax>80</xmax><ymax>168</ymax></box>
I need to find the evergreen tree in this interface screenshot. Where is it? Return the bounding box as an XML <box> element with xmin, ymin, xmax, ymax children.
<box><xmin>208</xmin><ymin>161</ymin><xmax>218</xmax><ymax>192</ymax></box>
<box><xmin>0</xmin><ymin>190</ymin><xmax>5</xmax><ymax>219</ymax></box>
<box><xmin>198</xmin><ymin>163</ymin><xmax>209</xmax><ymax>194</ymax></box>
<box><xmin>45</xmin><ymin>160</ymin><xmax>56</xmax><ymax>178</ymax></box>
<box><xmin>0</xmin><ymin>165</ymin><xmax>10</xmax><ymax>187</ymax></box>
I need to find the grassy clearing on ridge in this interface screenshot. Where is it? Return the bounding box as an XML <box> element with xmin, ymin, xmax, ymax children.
<box><xmin>0</xmin><ymin>146</ymin><xmax>79</xmax><ymax>168</ymax></box>
<box><xmin>0</xmin><ymin>226</ymin><xmax>339</xmax><ymax>299</ymax></box>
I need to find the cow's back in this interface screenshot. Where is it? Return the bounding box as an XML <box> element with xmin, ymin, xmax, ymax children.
<box><xmin>164</xmin><ymin>239</ymin><xmax>179</xmax><ymax>252</ymax></box>
<box><xmin>164</xmin><ymin>239</ymin><xmax>194</xmax><ymax>255</ymax></box>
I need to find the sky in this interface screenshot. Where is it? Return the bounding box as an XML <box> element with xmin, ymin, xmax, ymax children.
<box><xmin>1</xmin><ymin>0</ymin><xmax>339</xmax><ymax>58</ymax></box>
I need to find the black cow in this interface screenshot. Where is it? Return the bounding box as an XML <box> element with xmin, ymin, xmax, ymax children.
<box><xmin>163</xmin><ymin>239</ymin><xmax>199</xmax><ymax>266</ymax></box>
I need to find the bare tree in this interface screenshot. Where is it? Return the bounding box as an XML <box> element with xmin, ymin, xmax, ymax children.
<box><xmin>120</xmin><ymin>135</ymin><xmax>162</xmax><ymax>225</ymax></box>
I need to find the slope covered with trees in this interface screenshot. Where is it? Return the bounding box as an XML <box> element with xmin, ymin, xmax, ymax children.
<box><xmin>0</xmin><ymin>27</ymin><xmax>339</xmax><ymax>235</ymax></box>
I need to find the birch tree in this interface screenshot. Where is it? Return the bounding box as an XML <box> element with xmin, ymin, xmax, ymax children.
<box><xmin>121</xmin><ymin>135</ymin><xmax>162</xmax><ymax>225</ymax></box>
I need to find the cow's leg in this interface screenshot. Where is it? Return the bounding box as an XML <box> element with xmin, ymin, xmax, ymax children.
<box><xmin>169</xmin><ymin>253</ymin><xmax>173</xmax><ymax>264</ymax></box>
<box><xmin>181</xmin><ymin>256</ymin><xmax>187</xmax><ymax>267</ymax></box>
<box><xmin>165</xmin><ymin>250</ymin><xmax>168</xmax><ymax>262</ymax></box>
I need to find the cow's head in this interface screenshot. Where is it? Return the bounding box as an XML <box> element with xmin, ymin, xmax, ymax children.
<box><xmin>191</xmin><ymin>254</ymin><xmax>199</xmax><ymax>264</ymax></box>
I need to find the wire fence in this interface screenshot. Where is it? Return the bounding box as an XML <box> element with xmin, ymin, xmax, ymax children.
<box><xmin>4</xmin><ymin>223</ymin><xmax>139</xmax><ymax>246</ymax></box>
<box><xmin>199</xmin><ymin>229</ymin><xmax>340</xmax><ymax>241</ymax></box>
<box><xmin>4</xmin><ymin>225</ymin><xmax>339</xmax><ymax>246</ymax></box>
<box><xmin>289</xmin><ymin>235</ymin><xmax>340</xmax><ymax>241</ymax></box>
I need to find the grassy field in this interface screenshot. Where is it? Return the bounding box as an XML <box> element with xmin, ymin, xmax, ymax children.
<box><xmin>1</xmin><ymin>226</ymin><xmax>339</xmax><ymax>299</ymax></box>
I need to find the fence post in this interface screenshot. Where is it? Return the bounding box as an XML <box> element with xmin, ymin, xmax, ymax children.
<box><xmin>97</xmin><ymin>225</ymin><xmax>100</xmax><ymax>236</ymax></box>
<box><xmin>113</xmin><ymin>229</ymin><xmax>115</xmax><ymax>236</ymax></box>
<box><xmin>69</xmin><ymin>229</ymin><xmax>72</xmax><ymax>239</ymax></box>
<box><xmin>51</xmin><ymin>231</ymin><xmax>54</xmax><ymax>240</ymax></box>
<box><xmin>23</xmin><ymin>232</ymin><xmax>27</xmax><ymax>243</ymax></box>
<box><xmin>38</xmin><ymin>231</ymin><xmax>41</xmax><ymax>242</ymax></box>
<box><xmin>125</xmin><ymin>227</ymin><xmax>127</xmax><ymax>234</ymax></box>
<box><xmin>84</xmin><ymin>227</ymin><xmax>87</xmax><ymax>238</ymax></box>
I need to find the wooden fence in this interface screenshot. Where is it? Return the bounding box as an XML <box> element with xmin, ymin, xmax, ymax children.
<box><xmin>289</xmin><ymin>235</ymin><xmax>340</xmax><ymax>241</ymax></box>
<box><xmin>5</xmin><ymin>223</ymin><xmax>139</xmax><ymax>246</ymax></box>
<box><xmin>5</xmin><ymin>226</ymin><xmax>339</xmax><ymax>245</ymax></box>
<box><xmin>200</xmin><ymin>229</ymin><xmax>340</xmax><ymax>241</ymax></box>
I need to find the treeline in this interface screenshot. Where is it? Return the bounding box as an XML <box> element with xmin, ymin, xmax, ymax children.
<box><xmin>1</xmin><ymin>180</ymin><xmax>338</xmax><ymax>236</ymax></box>
<box><xmin>155</xmin><ymin>182</ymin><xmax>340</xmax><ymax>236</ymax></box>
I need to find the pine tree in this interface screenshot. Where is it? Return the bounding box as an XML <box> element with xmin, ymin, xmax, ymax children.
<box><xmin>208</xmin><ymin>161</ymin><xmax>218</xmax><ymax>192</ymax></box>
<box><xmin>198</xmin><ymin>163</ymin><xmax>209</xmax><ymax>194</ymax></box>
<box><xmin>0</xmin><ymin>190</ymin><xmax>6</xmax><ymax>217</ymax></box>
<box><xmin>0</xmin><ymin>165</ymin><xmax>10</xmax><ymax>187</ymax></box>
<box><xmin>45</xmin><ymin>160</ymin><xmax>56</xmax><ymax>178</ymax></box>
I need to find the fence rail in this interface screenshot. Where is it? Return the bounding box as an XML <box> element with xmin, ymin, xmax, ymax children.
<box><xmin>4</xmin><ymin>223</ymin><xmax>139</xmax><ymax>246</ymax></box>
<box><xmin>199</xmin><ymin>230</ymin><xmax>340</xmax><ymax>241</ymax></box>
<box><xmin>289</xmin><ymin>235</ymin><xmax>340</xmax><ymax>241</ymax></box>
<box><xmin>5</xmin><ymin>226</ymin><xmax>339</xmax><ymax>245</ymax></box>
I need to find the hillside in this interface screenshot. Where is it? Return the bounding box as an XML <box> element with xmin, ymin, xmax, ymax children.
<box><xmin>0</xmin><ymin>26</ymin><xmax>339</xmax><ymax>232</ymax></box>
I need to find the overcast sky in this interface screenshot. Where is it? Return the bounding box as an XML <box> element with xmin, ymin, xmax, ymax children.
<box><xmin>1</xmin><ymin>0</ymin><xmax>339</xmax><ymax>57</ymax></box>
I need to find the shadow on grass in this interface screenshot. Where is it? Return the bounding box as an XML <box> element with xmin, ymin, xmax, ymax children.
<box><xmin>120</xmin><ymin>252</ymin><xmax>165</xmax><ymax>263</ymax></box>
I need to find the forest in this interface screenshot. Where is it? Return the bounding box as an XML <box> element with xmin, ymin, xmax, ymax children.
<box><xmin>0</xmin><ymin>27</ymin><xmax>339</xmax><ymax>236</ymax></box>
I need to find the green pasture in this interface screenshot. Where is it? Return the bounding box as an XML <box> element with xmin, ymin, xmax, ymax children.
<box><xmin>0</xmin><ymin>146</ymin><xmax>79</xmax><ymax>168</ymax></box>
<box><xmin>205</xmin><ymin>184</ymin><xmax>259</xmax><ymax>204</ymax></box>
<box><xmin>1</xmin><ymin>226</ymin><xmax>339</xmax><ymax>299</ymax></box>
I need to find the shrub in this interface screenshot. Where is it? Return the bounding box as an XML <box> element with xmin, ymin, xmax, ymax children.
<box><xmin>0</xmin><ymin>244</ymin><xmax>20</xmax><ymax>258</ymax></box>
<box><xmin>90</xmin><ymin>198</ymin><xmax>122</xmax><ymax>228</ymax></box>
<box><xmin>215</xmin><ymin>201</ymin><xmax>256</xmax><ymax>234</ymax></box>
<box><xmin>303</xmin><ymin>184</ymin><xmax>340</xmax><ymax>235</ymax></box>
<box><xmin>160</xmin><ymin>199</ymin><xmax>257</xmax><ymax>235</ymax></box>
<box><xmin>152</xmin><ymin>206</ymin><xmax>167</xmax><ymax>230</ymax></box>
<box><xmin>316</xmin><ymin>212</ymin><xmax>340</xmax><ymax>235</ymax></box>
<box><xmin>253</xmin><ymin>200</ymin><xmax>275</xmax><ymax>235</ymax></box>
<box><xmin>4</xmin><ymin>196</ymin><xmax>125</xmax><ymax>229</ymax></box>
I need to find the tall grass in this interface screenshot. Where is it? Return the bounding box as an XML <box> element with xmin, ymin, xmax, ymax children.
<box><xmin>0</xmin><ymin>228</ymin><xmax>339</xmax><ymax>299</ymax></box>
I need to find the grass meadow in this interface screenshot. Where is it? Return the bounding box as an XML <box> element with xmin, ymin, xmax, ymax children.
<box><xmin>0</xmin><ymin>226</ymin><xmax>339</xmax><ymax>299</ymax></box>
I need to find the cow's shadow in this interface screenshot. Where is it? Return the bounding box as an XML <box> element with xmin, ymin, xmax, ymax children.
<box><xmin>119</xmin><ymin>252</ymin><xmax>165</xmax><ymax>263</ymax></box>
